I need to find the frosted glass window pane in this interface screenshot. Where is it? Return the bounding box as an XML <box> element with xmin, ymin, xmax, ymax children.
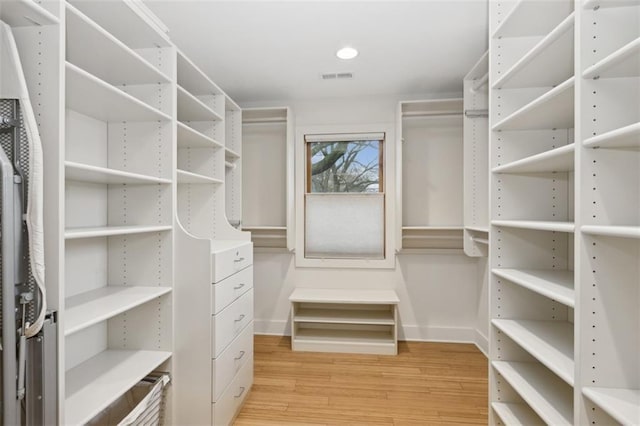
<box><xmin>305</xmin><ymin>194</ymin><xmax>384</xmax><ymax>259</ymax></box>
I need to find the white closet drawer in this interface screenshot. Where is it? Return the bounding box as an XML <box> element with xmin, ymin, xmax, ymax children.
<box><xmin>212</xmin><ymin>289</ymin><xmax>254</xmax><ymax>357</ymax></box>
<box><xmin>211</xmin><ymin>354</ymin><xmax>253</xmax><ymax>426</ymax></box>
<box><xmin>211</xmin><ymin>242</ymin><xmax>253</xmax><ymax>283</ymax></box>
<box><xmin>212</xmin><ymin>266</ymin><xmax>253</xmax><ymax>315</ymax></box>
<box><xmin>212</xmin><ymin>321</ymin><xmax>253</xmax><ymax>401</ymax></box>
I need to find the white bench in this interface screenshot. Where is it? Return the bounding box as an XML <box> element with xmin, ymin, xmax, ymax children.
<box><xmin>289</xmin><ymin>288</ymin><xmax>400</xmax><ymax>355</ymax></box>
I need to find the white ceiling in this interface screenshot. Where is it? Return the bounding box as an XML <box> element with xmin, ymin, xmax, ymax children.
<box><xmin>146</xmin><ymin>1</ymin><xmax>488</xmax><ymax>103</ymax></box>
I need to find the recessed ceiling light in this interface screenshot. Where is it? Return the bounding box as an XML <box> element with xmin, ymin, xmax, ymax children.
<box><xmin>336</xmin><ymin>47</ymin><xmax>358</xmax><ymax>60</ymax></box>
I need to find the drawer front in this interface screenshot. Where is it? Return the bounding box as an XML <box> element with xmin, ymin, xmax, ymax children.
<box><xmin>212</xmin><ymin>354</ymin><xmax>254</xmax><ymax>426</ymax></box>
<box><xmin>212</xmin><ymin>289</ymin><xmax>254</xmax><ymax>357</ymax></box>
<box><xmin>211</xmin><ymin>266</ymin><xmax>253</xmax><ymax>315</ymax></box>
<box><xmin>212</xmin><ymin>242</ymin><xmax>253</xmax><ymax>283</ymax></box>
<box><xmin>212</xmin><ymin>321</ymin><xmax>253</xmax><ymax>401</ymax></box>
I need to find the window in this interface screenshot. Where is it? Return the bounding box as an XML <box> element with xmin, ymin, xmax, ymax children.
<box><xmin>304</xmin><ymin>133</ymin><xmax>385</xmax><ymax>259</ymax></box>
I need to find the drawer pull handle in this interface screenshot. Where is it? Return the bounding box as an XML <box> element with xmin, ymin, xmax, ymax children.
<box><xmin>234</xmin><ymin>283</ymin><xmax>245</xmax><ymax>290</ymax></box>
<box><xmin>234</xmin><ymin>350</ymin><xmax>246</xmax><ymax>361</ymax></box>
<box><xmin>234</xmin><ymin>257</ymin><xmax>245</xmax><ymax>263</ymax></box>
<box><xmin>234</xmin><ymin>386</ymin><xmax>246</xmax><ymax>399</ymax></box>
<box><xmin>234</xmin><ymin>314</ymin><xmax>246</xmax><ymax>322</ymax></box>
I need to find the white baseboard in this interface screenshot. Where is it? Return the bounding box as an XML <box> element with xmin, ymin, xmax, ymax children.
<box><xmin>254</xmin><ymin>319</ymin><xmax>290</xmax><ymax>336</ymax></box>
<box><xmin>474</xmin><ymin>329</ymin><xmax>489</xmax><ymax>357</ymax></box>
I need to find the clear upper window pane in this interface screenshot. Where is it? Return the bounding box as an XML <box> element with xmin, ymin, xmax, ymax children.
<box><xmin>308</xmin><ymin>140</ymin><xmax>381</xmax><ymax>193</ymax></box>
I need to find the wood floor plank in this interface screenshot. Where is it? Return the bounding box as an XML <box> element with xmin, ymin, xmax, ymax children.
<box><xmin>234</xmin><ymin>335</ymin><xmax>488</xmax><ymax>426</ymax></box>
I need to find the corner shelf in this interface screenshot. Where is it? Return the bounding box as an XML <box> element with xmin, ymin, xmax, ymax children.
<box><xmin>66</xmin><ymin>62</ymin><xmax>171</xmax><ymax>122</ymax></box>
<box><xmin>583</xmin><ymin>122</ymin><xmax>640</xmax><ymax>149</ymax></box>
<box><xmin>176</xmin><ymin>169</ymin><xmax>223</xmax><ymax>185</ymax></box>
<box><xmin>492</xmin><ymin>319</ymin><xmax>574</xmax><ymax>385</ymax></box>
<box><xmin>583</xmin><ymin>387</ymin><xmax>640</xmax><ymax>426</ymax></box>
<box><xmin>492</xmin><ymin>220</ymin><xmax>575</xmax><ymax>233</ymax></box>
<box><xmin>492</xmin><ymin>77</ymin><xmax>575</xmax><ymax>131</ymax></box>
<box><xmin>492</xmin><ymin>361</ymin><xmax>573</xmax><ymax>426</ymax></box>
<box><xmin>177</xmin><ymin>85</ymin><xmax>223</xmax><ymax>122</ymax></box>
<box><xmin>65</xmin><ymin>349</ymin><xmax>171</xmax><ymax>426</ymax></box>
<box><xmin>65</xmin><ymin>161</ymin><xmax>171</xmax><ymax>185</ymax></box>
<box><xmin>492</xmin><ymin>0</ymin><xmax>573</xmax><ymax>38</ymax></box>
<box><xmin>65</xmin><ymin>286</ymin><xmax>172</xmax><ymax>336</ymax></box>
<box><xmin>0</xmin><ymin>0</ymin><xmax>59</xmax><ymax>27</ymax></box>
<box><xmin>492</xmin><ymin>402</ymin><xmax>544</xmax><ymax>425</ymax></box>
<box><xmin>582</xmin><ymin>225</ymin><xmax>640</xmax><ymax>239</ymax></box>
<box><xmin>492</xmin><ymin>268</ymin><xmax>574</xmax><ymax>308</ymax></box>
<box><xmin>492</xmin><ymin>143</ymin><xmax>574</xmax><ymax>174</ymax></box>
<box><xmin>65</xmin><ymin>225</ymin><xmax>171</xmax><ymax>240</ymax></box>
<box><xmin>583</xmin><ymin>37</ymin><xmax>640</xmax><ymax>79</ymax></box>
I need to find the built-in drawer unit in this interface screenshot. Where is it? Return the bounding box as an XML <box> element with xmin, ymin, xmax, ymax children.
<box><xmin>212</xmin><ymin>355</ymin><xmax>254</xmax><ymax>426</ymax></box>
<box><xmin>212</xmin><ymin>321</ymin><xmax>253</xmax><ymax>401</ymax></box>
<box><xmin>211</xmin><ymin>240</ymin><xmax>253</xmax><ymax>283</ymax></box>
<box><xmin>212</xmin><ymin>265</ymin><xmax>253</xmax><ymax>314</ymax></box>
<box><xmin>212</xmin><ymin>289</ymin><xmax>254</xmax><ymax>357</ymax></box>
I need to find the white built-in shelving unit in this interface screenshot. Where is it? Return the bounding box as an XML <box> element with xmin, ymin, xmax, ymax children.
<box><xmin>489</xmin><ymin>0</ymin><xmax>640</xmax><ymax>425</ymax></box>
<box><xmin>241</xmin><ymin>107</ymin><xmax>295</xmax><ymax>250</ymax></box>
<box><xmin>397</xmin><ymin>99</ymin><xmax>465</xmax><ymax>252</ymax></box>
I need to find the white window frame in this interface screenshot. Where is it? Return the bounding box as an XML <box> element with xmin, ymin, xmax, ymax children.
<box><xmin>295</xmin><ymin>123</ymin><xmax>396</xmax><ymax>269</ymax></box>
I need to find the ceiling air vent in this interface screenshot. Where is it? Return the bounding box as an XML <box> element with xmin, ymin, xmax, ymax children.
<box><xmin>321</xmin><ymin>72</ymin><xmax>354</xmax><ymax>80</ymax></box>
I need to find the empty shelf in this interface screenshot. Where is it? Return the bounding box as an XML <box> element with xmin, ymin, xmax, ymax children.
<box><xmin>492</xmin><ymin>361</ymin><xmax>573</xmax><ymax>426</ymax></box>
<box><xmin>493</xmin><ymin>144</ymin><xmax>574</xmax><ymax>173</ymax></box>
<box><xmin>242</xmin><ymin>226</ymin><xmax>287</xmax><ymax>231</ymax></box>
<box><xmin>65</xmin><ymin>286</ymin><xmax>172</xmax><ymax>336</ymax></box>
<box><xmin>492</xmin><ymin>268</ymin><xmax>574</xmax><ymax>307</ymax></box>
<box><xmin>295</xmin><ymin>308</ymin><xmax>395</xmax><ymax>325</ymax></box>
<box><xmin>176</xmin><ymin>169</ymin><xmax>223</xmax><ymax>184</ymax></box>
<box><xmin>225</xmin><ymin>147</ymin><xmax>240</xmax><ymax>160</ymax></box>
<box><xmin>584</xmin><ymin>37</ymin><xmax>640</xmax><ymax>79</ymax></box>
<box><xmin>0</xmin><ymin>0</ymin><xmax>59</xmax><ymax>27</ymax></box>
<box><xmin>583</xmin><ymin>122</ymin><xmax>640</xmax><ymax>149</ymax></box>
<box><xmin>492</xmin><ymin>220</ymin><xmax>575</xmax><ymax>233</ymax></box>
<box><xmin>583</xmin><ymin>387</ymin><xmax>640</xmax><ymax>426</ymax></box>
<box><xmin>493</xmin><ymin>13</ymin><xmax>574</xmax><ymax>89</ymax></box>
<box><xmin>493</xmin><ymin>0</ymin><xmax>573</xmax><ymax>38</ymax></box>
<box><xmin>492</xmin><ymin>319</ymin><xmax>574</xmax><ymax>385</ymax></box>
<box><xmin>65</xmin><ymin>349</ymin><xmax>171</xmax><ymax>425</ymax></box>
<box><xmin>582</xmin><ymin>225</ymin><xmax>640</xmax><ymax>239</ymax></box>
<box><xmin>66</xmin><ymin>5</ymin><xmax>170</xmax><ymax>86</ymax></box>
<box><xmin>290</xmin><ymin>288</ymin><xmax>399</xmax><ymax>305</ymax></box>
<box><xmin>295</xmin><ymin>328</ymin><xmax>395</xmax><ymax>345</ymax></box>
<box><xmin>66</xmin><ymin>62</ymin><xmax>170</xmax><ymax>122</ymax></box>
<box><xmin>177</xmin><ymin>122</ymin><xmax>224</xmax><ymax>149</ymax></box>
<box><xmin>177</xmin><ymin>51</ymin><xmax>225</xmax><ymax>96</ymax></box>
<box><xmin>177</xmin><ymin>86</ymin><xmax>223</xmax><ymax>122</ymax></box>
<box><xmin>65</xmin><ymin>161</ymin><xmax>171</xmax><ymax>185</ymax></box>
<box><xmin>401</xmin><ymin>99</ymin><xmax>463</xmax><ymax>117</ymax></box>
<box><xmin>492</xmin><ymin>402</ymin><xmax>545</xmax><ymax>426</ymax></box>
<box><xmin>65</xmin><ymin>225</ymin><xmax>171</xmax><ymax>240</ymax></box>
<box><xmin>493</xmin><ymin>77</ymin><xmax>574</xmax><ymax>131</ymax></box>
<box><xmin>466</xmin><ymin>226</ymin><xmax>489</xmax><ymax>233</ymax></box>
<box><xmin>583</xmin><ymin>0</ymin><xmax>640</xmax><ymax>9</ymax></box>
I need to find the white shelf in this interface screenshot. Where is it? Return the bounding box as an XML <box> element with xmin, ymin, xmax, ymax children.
<box><xmin>177</xmin><ymin>86</ymin><xmax>223</xmax><ymax>122</ymax></box>
<box><xmin>583</xmin><ymin>0</ymin><xmax>640</xmax><ymax>9</ymax></box>
<box><xmin>65</xmin><ymin>349</ymin><xmax>171</xmax><ymax>425</ymax></box>
<box><xmin>176</xmin><ymin>169</ymin><xmax>223</xmax><ymax>185</ymax></box>
<box><xmin>401</xmin><ymin>98</ymin><xmax>463</xmax><ymax>117</ymax></box>
<box><xmin>492</xmin><ymin>319</ymin><xmax>574</xmax><ymax>385</ymax></box>
<box><xmin>492</xmin><ymin>268</ymin><xmax>574</xmax><ymax>307</ymax></box>
<box><xmin>295</xmin><ymin>328</ymin><xmax>395</xmax><ymax>345</ymax></box>
<box><xmin>290</xmin><ymin>288</ymin><xmax>399</xmax><ymax>305</ymax></box>
<box><xmin>65</xmin><ymin>225</ymin><xmax>171</xmax><ymax>240</ymax></box>
<box><xmin>402</xmin><ymin>226</ymin><xmax>463</xmax><ymax>231</ymax></box>
<box><xmin>225</xmin><ymin>161</ymin><xmax>235</xmax><ymax>169</ymax></box>
<box><xmin>225</xmin><ymin>147</ymin><xmax>240</xmax><ymax>160</ymax></box>
<box><xmin>584</xmin><ymin>37</ymin><xmax>640</xmax><ymax>79</ymax></box>
<box><xmin>493</xmin><ymin>0</ymin><xmax>573</xmax><ymax>38</ymax></box>
<box><xmin>176</xmin><ymin>51</ymin><xmax>224</xmax><ymax>96</ymax></box>
<box><xmin>583</xmin><ymin>122</ymin><xmax>640</xmax><ymax>149</ymax></box>
<box><xmin>65</xmin><ymin>161</ymin><xmax>170</xmax><ymax>185</ymax></box>
<box><xmin>582</xmin><ymin>225</ymin><xmax>640</xmax><ymax>239</ymax></box>
<box><xmin>66</xmin><ymin>5</ymin><xmax>170</xmax><ymax>86</ymax></box>
<box><xmin>65</xmin><ymin>286</ymin><xmax>172</xmax><ymax>336</ymax></box>
<box><xmin>583</xmin><ymin>387</ymin><xmax>640</xmax><ymax>426</ymax></box>
<box><xmin>242</xmin><ymin>226</ymin><xmax>287</xmax><ymax>231</ymax></box>
<box><xmin>493</xmin><ymin>13</ymin><xmax>575</xmax><ymax>89</ymax></box>
<box><xmin>0</xmin><ymin>0</ymin><xmax>59</xmax><ymax>27</ymax></box>
<box><xmin>493</xmin><ymin>77</ymin><xmax>575</xmax><ymax>131</ymax></box>
<box><xmin>492</xmin><ymin>220</ymin><xmax>575</xmax><ymax>233</ymax></box>
<box><xmin>295</xmin><ymin>308</ymin><xmax>395</xmax><ymax>325</ymax></box>
<box><xmin>177</xmin><ymin>122</ymin><xmax>223</xmax><ymax>150</ymax></box>
<box><xmin>492</xmin><ymin>361</ymin><xmax>573</xmax><ymax>426</ymax></box>
<box><xmin>66</xmin><ymin>62</ymin><xmax>170</xmax><ymax>122</ymax></box>
<box><xmin>493</xmin><ymin>144</ymin><xmax>575</xmax><ymax>174</ymax></box>
<box><xmin>465</xmin><ymin>226</ymin><xmax>489</xmax><ymax>233</ymax></box>
<box><xmin>492</xmin><ymin>402</ymin><xmax>544</xmax><ymax>425</ymax></box>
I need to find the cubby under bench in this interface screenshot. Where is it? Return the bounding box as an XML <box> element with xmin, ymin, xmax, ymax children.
<box><xmin>289</xmin><ymin>288</ymin><xmax>400</xmax><ymax>355</ymax></box>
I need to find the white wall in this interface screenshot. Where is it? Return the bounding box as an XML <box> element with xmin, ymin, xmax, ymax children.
<box><xmin>242</xmin><ymin>94</ymin><xmax>488</xmax><ymax>346</ymax></box>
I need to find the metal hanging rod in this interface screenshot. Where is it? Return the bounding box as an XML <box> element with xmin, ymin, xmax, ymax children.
<box><xmin>464</xmin><ymin>109</ymin><xmax>488</xmax><ymax>118</ymax></box>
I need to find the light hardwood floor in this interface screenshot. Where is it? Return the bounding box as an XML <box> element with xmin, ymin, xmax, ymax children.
<box><xmin>234</xmin><ymin>335</ymin><xmax>488</xmax><ymax>425</ymax></box>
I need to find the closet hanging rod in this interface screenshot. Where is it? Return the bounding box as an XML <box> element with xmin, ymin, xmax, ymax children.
<box><xmin>465</xmin><ymin>109</ymin><xmax>488</xmax><ymax>118</ymax></box>
<box><xmin>471</xmin><ymin>73</ymin><xmax>488</xmax><ymax>92</ymax></box>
